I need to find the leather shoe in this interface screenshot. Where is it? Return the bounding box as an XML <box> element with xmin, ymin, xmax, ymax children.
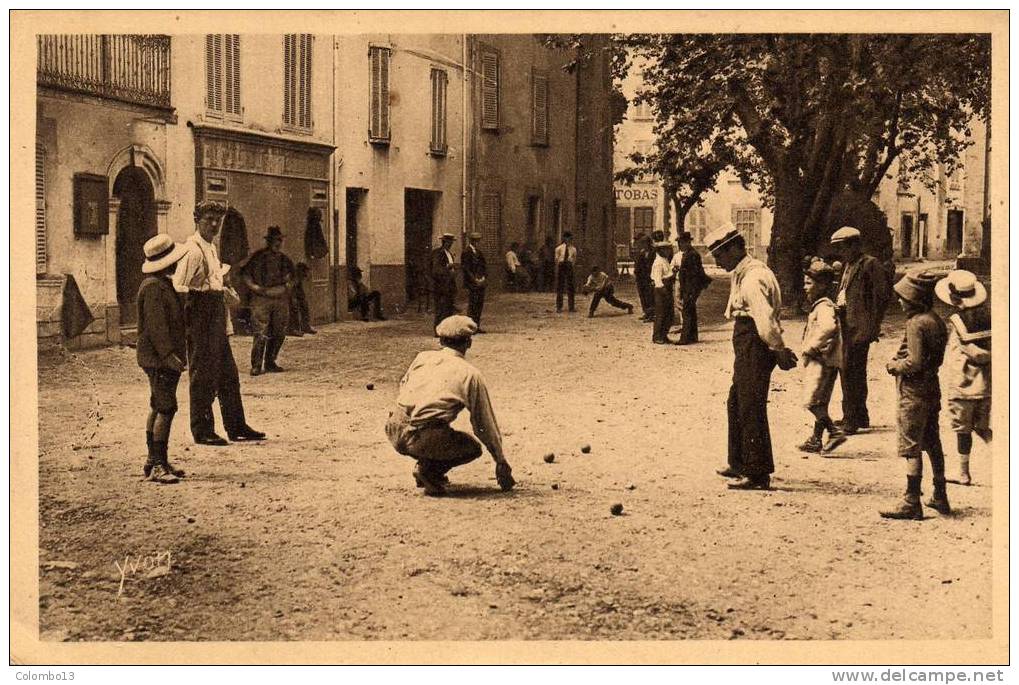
<box><xmin>728</xmin><ymin>476</ymin><xmax>771</xmax><ymax>490</ymax></box>
<box><xmin>229</xmin><ymin>427</ymin><xmax>266</xmax><ymax>441</ymax></box>
<box><xmin>716</xmin><ymin>467</ymin><xmax>742</xmax><ymax>479</ymax></box>
<box><xmin>265</xmin><ymin>364</ymin><xmax>284</xmax><ymax>373</ymax></box>
<box><xmin>195</xmin><ymin>433</ymin><xmax>228</xmax><ymax>446</ymax></box>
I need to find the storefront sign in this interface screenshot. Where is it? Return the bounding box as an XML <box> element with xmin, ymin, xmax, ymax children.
<box><xmin>614</xmin><ymin>186</ymin><xmax>659</xmax><ymax>202</ymax></box>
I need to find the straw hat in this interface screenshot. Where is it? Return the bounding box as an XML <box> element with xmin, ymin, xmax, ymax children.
<box><xmin>141</xmin><ymin>234</ymin><xmax>187</xmax><ymax>274</ymax></box>
<box><xmin>934</xmin><ymin>269</ymin><xmax>987</xmax><ymax>309</ymax></box>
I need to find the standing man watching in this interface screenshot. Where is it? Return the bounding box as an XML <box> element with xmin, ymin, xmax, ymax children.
<box><xmin>461</xmin><ymin>231</ymin><xmax>488</xmax><ymax>333</ymax></box>
<box><xmin>173</xmin><ymin>201</ymin><xmax>265</xmax><ymax>446</ymax></box>
<box><xmin>555</xmin><ymin>231</ymin><xmax>577</xmax><ymax>313</ymax></box>
<box><xmin>675</xmin><ymin>231</ymin><xmax>711</xmax><ymax>344</ymax></box>
<box><xmin>830</xmin><ymin>226</ymin><xmax>891</xmax><ymax>434</ymax></box>
<box><xmin>431</xmin><ymin>232</ymin><xmax>459</xmax><ymax>334</ymax></box>
<box><xmin>633</xmin><ymin>232</ymin><xmax>655</xmax><ymax>323</ymax></box>
<box><xmin>650</xmin><ymin>240</ymin><xmax>676</xmax><ymax>344</ymax></box>
<box><xmin>242</xmin><ymin>226</ymin><xmax>295</xmax><ymax>376</ymax></box>
<box><xmin>706</xmin><ymin>224</ymin><xmax>797</xmax><ymax>490</ymax></box>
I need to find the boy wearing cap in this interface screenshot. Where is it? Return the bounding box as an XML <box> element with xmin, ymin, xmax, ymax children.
<box><xmin>582</xmin><ymin>265</ymin><xmax>633</xmax><ymax>317</ymax></box>
<box><xmin>461</xmin><ymin>231</ymin><xmax>488</xmax><ymax>332</ymax></box>
<box><xmin>830</xmin><ymin>226</ymin><xmax>891</xmax><ymax>434</ymax></box>
<box><xmin>705</xmin><ymin>224</ymin><xmax>798</xmax><ymax>490</ymax></box>
<box><xmin>242</xmin><ymin>226</ymin><xmax>295</xmax><ymax>375</ymax></box>
<box><xmin>880</xmin><ymin>270</ymin><xmax>949</xmax><ymax>520</ymax></box>
<box><xmin>431</xmin><ymin>233</ymin><xmax>459</xmax><ymax>331</ymax></box>
<box><xmin>935</xmin><ymin>270</ymin><xmax>992</xmax><ymax>486</ymax></box>
<box><xmin>799</xmin><ymin>260</ymin><xmax>846</xmax><ymax>454</ymax></box>
<box><xmin>136</xmin><ymin>235</ymin><xmax>189</xmax><ymax>483</ymax></box>
<box><xmin>385</xmin><ymin>315</ymin><xmax>515</xmax><ymax>496</ymax></box>
<box><xmin>650</xmin><ymin>240</ymin><xmax>676</xmax><ymax>344</ymax></box>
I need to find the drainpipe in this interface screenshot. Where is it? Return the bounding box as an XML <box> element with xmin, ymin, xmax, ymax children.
<box><xmin>461</xmin><ymin>34</ymin><xmax>469</xmax><ymax>240</ymax></box>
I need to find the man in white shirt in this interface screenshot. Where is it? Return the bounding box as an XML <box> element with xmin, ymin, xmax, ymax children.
<box><xmin>173</xmin><ymin>201</ymin><xmax>264</xmax><ymax>446</ymax></box>
<box><xmin>385</xmin><ymin>315</ymin><xmax>515</xmax><ymax>496</ymax></box>
<box><xmin>504</xmin><ymin>242</ymin><xmax>529</xmax><ymax>291</ymax></box>
<box><xmin>554</xmin><ymin>231</ymin><xmax>578</xmax><ymax>312</ymax></box>
<box><xmin>705</xmin><ymin>224</ymin><xmax>797</xmax><ymax>490</ymax></box>
<box><xmin>650</xmin><ymin>240</ymin><xmax>676</xmax><ymax>344</ymax></box>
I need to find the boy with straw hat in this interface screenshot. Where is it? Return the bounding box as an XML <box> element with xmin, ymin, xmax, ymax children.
<box><xmin>935</xmin><ymin>270</ymin><xmax>992</xmax><ymax>486</ymax></box>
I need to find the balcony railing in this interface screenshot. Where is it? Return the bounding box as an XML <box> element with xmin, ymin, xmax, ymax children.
<box><xmin>37</xmin><ymin>35</ymin><xmax>171</xmax><ymax>109</ymax></box>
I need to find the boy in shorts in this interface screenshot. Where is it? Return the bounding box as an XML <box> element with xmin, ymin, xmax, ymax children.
<box><xmin>798</xmin><ymin>259</ymin><xmax>846</xmax><ymax>454</ymax></box>
<box><xmin>935</xmin><ymin>270</ymin><xmax>992</xmax><ymax>485</ymax></box>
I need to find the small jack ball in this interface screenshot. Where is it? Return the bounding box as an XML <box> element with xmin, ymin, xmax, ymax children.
<box><xmin>543</xmin><ymin>453</ymin><xmax>555</xmax><ymax>463</ymax></box>
<box><xmin>581</xmin><ymin>444</ymin><xmax>592</xmax><ymax>454</ymax></box>
<box><xmin>610</xmin><ymin>503</ymin><xmax>624</xmax><ymax>516</ymax></box>
<box><xmin>366</xmin><ymin>383</ymin><xmax>375</xmax><ymax>390</ymax></box>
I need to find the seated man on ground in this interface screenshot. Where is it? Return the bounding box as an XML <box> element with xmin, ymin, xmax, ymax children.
<box><xmin>347</xmin><ymin>266</ymin><xmax>387</xmax><ymax>321</ymax></box>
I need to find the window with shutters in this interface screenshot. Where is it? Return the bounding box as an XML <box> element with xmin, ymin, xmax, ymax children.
<box><xmin>633</xmin><ymin>207</ymin><xmax>655</xmax><ymax>235</ymax></box>
<box><xmin>430</xmin><ymin>68</ymin><xmax>448</xmax><ymax>155</ymax></box>
<box><xmin>205</xmin><ymin>34</ymin><xmax>241</xmax><ymax>119</ymax></box>
<box><xmin>530</xmin><ymin>69</ymin><xmax>549</xmax><ymax>146</ymax></box>
<box><xmin>479</xmin><ymin>48</ymin><xmax>499</xmax><ymax>131</ymax></box>
<box><xmin>369</xmin><ymin>46</ymin><xmax>391</xmax><ymax>144</ymax></box>
<box><xmin>35</xmin><ymin>140</ymin><xmax>47</xmax><ymax>274</ymax></box>
<box><xmin>732</xmin><ymin>206</ymin><xmax>761</xmax><ymax>253</ymax></box>
<box><xmin>686</xmin><ymin>206</ymin><xmax>708</xmax><ymax>243</ymax></box>
<box><xmin>480</xmin><ymin>194</ymin><xmax>501</xmax><ymax>258</ymax></box>
<box><xmin>283</xmin><ymin>34</ymin><xmax>313</xmax><ymax>131</ymax></box>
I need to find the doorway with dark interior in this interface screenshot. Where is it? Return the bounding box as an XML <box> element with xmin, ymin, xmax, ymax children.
<box><xmin>947</xmin><ymin>209</ymin><xmax>964</xmax><ymax>256</ymax></box>
<box><xmin>405</xmin><ymin>189</ymin><xmax>439</xmax><ymax>309</ymax></box>
<box><xmin>113</xmin><ymin>166</ymin><xmax>157</xmax><ymax>328</ymax></box>
<box><xmin>900</xmin><ymin>213</ymin><xmax>914</xmax><ymax>258</ymax></box>
<box><xmin>219</xmin><ymin>207</ymin><xmax>250</xmax><ymax>333</ymax></box>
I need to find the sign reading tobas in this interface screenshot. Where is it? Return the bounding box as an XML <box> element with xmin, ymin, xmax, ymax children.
<box><xmin>614</xmin><ymin>187</ymin><xmax>659</xmax><ymax>202</ymax></box>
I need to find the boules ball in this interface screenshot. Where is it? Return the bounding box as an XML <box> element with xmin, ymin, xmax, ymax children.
<box><xmin>366</xmin><ymin>383</ymin><xmax>375</xmax><ymax>390</ymax></box>
<box><xmin>610</xmin><ymin>503</ymin><xmax>624</xmax><ymax>516</ymax></box>
<box><xmin>543</xmin><ymin>453</ymin><xmax>555</xmax><ymax>463</ymax></box>
<box><xmin>581</xmin><ymin>444</ymin><xmax>592</xmax><ymax>454</ymax></box>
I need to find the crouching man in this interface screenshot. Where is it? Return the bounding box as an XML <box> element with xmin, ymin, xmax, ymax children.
<box><xmin>385</xmin><ymin>315</ymin><xmax>515</xmax><ymax>496</ymax></box>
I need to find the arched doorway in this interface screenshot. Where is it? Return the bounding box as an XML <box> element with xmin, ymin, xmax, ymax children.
<box><xmin>219</xmin><ymin>207</ymin><xmax>252</xmax><ymax>334</ymax></box>
<box><xmin>114</xmin><ymin>166</ymin><xmax>157</xmax><ymax>327</ymax></box>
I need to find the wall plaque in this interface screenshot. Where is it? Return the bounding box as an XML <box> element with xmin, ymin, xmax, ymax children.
<box><xmin>73</xmin><ymin>173</ymin><xmax>109</xmax><ymax>237</ymax></box>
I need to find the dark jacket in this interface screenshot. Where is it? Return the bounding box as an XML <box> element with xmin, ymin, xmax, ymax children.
<box><xmin>241</xmin><ymin>247</ymin><xmax>295</xmax><ymax>293</ymax></box>
<box><xmin>136</xmin><ymin>275</ymin><xmax>186</xmax><ymax>370</ymax></box>
<box><xmin>461</xmin><ymin>245</ymin><xmax>487</xmax><ymax>291</ymax></box>
<box><xmin>678</xmin><ymin>248</ymin><xmax>711</xmax><ymax>301</ymax></box>
<box><xmin>634</xmin><ymin>247</ymin><xmax>654</xmax><ymax>287</ymax></box>
<box><xmin>431</xmin><ymin>247</ymin><xmax>457</xmax><ymax>295</ymax></box>
<box><xmin>837</xmin><ymin>254</ymin><xmax>891</xmax><ymax>345</ymax></box>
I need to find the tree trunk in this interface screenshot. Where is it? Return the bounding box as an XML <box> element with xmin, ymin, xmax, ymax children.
<box><xmin>768</xmin><ymin>175</ymin><xmax>811</xmax><ymax>303</ymax></box>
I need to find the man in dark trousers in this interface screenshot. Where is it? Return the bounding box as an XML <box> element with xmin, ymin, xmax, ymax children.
<box><xmin>347</xmin><ymin>266</ymin><xmax>386</xmax><ymax>321</ymax></box>
<box><xmin>461</xmin><ymin>231</ymin><xmax>488</xmax><ymax>333</ymax></box>
<box><xmin>675</xmin><ymin>231</ymin><xmax>711</xmax><ymax>344</ymax></box>
<box><xmin>830</xmin><ymin>226</ymin><xmax>891</xmax><ymax>434</ymax></box>
<box><xmin>555</xmin><ymin>231</ymin><xmax>577</xmax><ymax>313</ymax></box>
<box><xmin>632</xmin><ymin>232</ymin><xmax>654</xmax><ymax>323</ymax></box>
<box><xmin>431</xmin><ymin>232</ymin><xmax>458</xmax><ymax>333</ymax></box>
<box><xmin>173</xmin><ymin>201</ymin><xmax>265</xmax><ymax>446</ymax></box>
<box><xmin>242</xmin><ymin>226</ymin><xmax>295</xmax><ymax>376</ymax></box>
<box><xmin>705</xmin><ymin>224</ymin><xmax>797</xmax><ymax>490</ymax></box>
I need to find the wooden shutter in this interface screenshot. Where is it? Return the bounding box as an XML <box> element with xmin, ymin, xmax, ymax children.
<box><xmin>480</xmin><ymin>49</ymin><xmax>499</xmax><ymax>130</ymax></box>
<box><xmin>283</xmin><ymin>34</ymin><xmax>295</xmax><ymax>125</ymax></box>
<box><xmin>481</xmin><ymin>194</ymin><xmax>501</xmax><ymax>257</ymax></box>
<box><xmin>299</xmin><ymin>34</ymin><xmax>312</xmax><ymax>129</ymax></box>
<box><xmin>205</xmin><ymin>34</ymin><xmax>223</xmax><ymax>112</ymax></box>
<box><xmin>430</xmin><ymin>68</ymin><xmax>447</xmax><ymax>154</ymax></box>
<box><xmin>225</xmin><ymin>34</ymin><xmax>241</xmax><ymax>116</ymax></box>
<box><xmin>35</xmin><ymin>140</ymin><xmax>47</xmax><ymax>274</ymax></box>
<box><xmin>369</xmin><ymin>46</ymin><xmax>391</xmax><ymax>142</ymax></box>
<box><xmin>531</xmin><ymin>69</ymin><xmax>549</xmax><ymax>146</ymax></box>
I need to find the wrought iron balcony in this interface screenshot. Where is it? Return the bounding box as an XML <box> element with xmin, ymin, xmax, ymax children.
<box><xmin>37</xmin><ymin>35</ymin><xmax>171</xmax><ymax>110</ymax></box>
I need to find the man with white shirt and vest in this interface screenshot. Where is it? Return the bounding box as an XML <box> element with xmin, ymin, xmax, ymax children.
<box><xmin>706</xmin><ymin>224</ymin><xmax>797</xmax><ymax>490</ymax></box>
<box><xmin>555</xmin><ymin>231</ymin><xmax>578</xmax><ymax>313</ymax></box>
<box><xmin>431</xmin><ymin>232</ymin><xmax>459</xmax><ymax>333</ymax></box>
<box><xmin>173</xmin><ymin>201</ymin><xmax>265</xmax><ymax>446</ymax></box>
<box><xmin>650</xmin><ymin>240</ymin><xmax>676</xmax><ymax>344</ymax></box>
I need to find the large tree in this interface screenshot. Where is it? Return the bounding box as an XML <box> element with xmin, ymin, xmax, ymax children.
<box><xmin>616</xmin><ymin>34</ymin><xmax>991</xmax><ymax>296</ymax></box>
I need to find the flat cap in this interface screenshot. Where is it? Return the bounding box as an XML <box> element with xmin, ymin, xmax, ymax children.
<box><xmin>830</xmin><ymin>226</ymin><xmax>861</xmax><ymax>243</ymax></box>
<box><xmin>703</xmin><ymin>223</ymin><xmax>741</xmax><ymax>254</ymax></box>
<box><xmin>893</xmin><ymin>269</ymin><xmax>942</xmax><ymax>305</ymax></box>
<box><xmin>804</xmin><ymin>258</ymin><xmax>834</xmax><ymax>282</ymax></box>
<box><xmin>435</xmin><ymin>315</ymin><xmax>478</xmax><ymax>339</ymax></box>
<box><xmin>440</xmin><ymin>232</ymin><xmax>457</xmax><ymax>240</ymax></box>
<box><xmin>469</xmin><ymin>231</ymin><xmax>483</xmax><ymax>240</ymax></box>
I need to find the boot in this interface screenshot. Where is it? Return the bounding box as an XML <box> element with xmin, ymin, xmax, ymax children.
<box><xmin>822</xmin><ymin>427</ymin><xmax>847</xmax><ymax>454</ymax></box>
<box><xmin>265</xmin><ymin>337</ymin><xmax>285</xmax><ymax>372</ymax></box>
<box><xmin>143</xmin><ymin>432</ymin><xmax>157</xmax><ymax>478</ymax></box>
<box><xmin>798</xmin><ymin>435</ymin><xmax>822</xmax><ymax>453</ymax></box>
<box><xmin>879</xmin><ymin>492</ymin><xmax>923</xmax><ymax>520</ymax></box>
<box><xmin>250</xmin><ymin>335</ymin><xmax>267</xmax><ymax>376</ymax></box>
<box><xmin>926</xmin><ymin>480</ymin><xmax>951</xmax><ymax>515</ymax></box>
<box><xmin>154</xmin><ymin>441</ymin><xmax>185</xmax><ymax>478</ymax></box>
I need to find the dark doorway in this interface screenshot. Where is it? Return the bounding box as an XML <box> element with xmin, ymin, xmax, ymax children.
<box><xmin>346</xmin><ymin>189</ymin><xmax>365</xmax><ymax>273</ymax></box>
<box><xmin>219</xmin><ymin>208</ymin><xmax>250</xmax><ymax>334</ymax></box>
<box><xmin>113</xmin><ymin>167</ymin><xmax>157</xmax><ymax>327</ymax></box>
<box><xmin>405</xmin><ymin>189</ymin><xmax>438</xmax><ymax>303</ymax></box>
<box><xmin>526</xmin><ymin>196</ymin><xmax>541</xmax><ymax>245</ymax></box>
<box><xmin>900</xmin><ymin>213</ymin><xmax>914</xmax><ymax>258</ymax></box>
<box><xmin>947</xmin><ymin>209</ymin><xmax>964</xmax><ymax>255</ymax></box>
<box><xmin>551</xmin><ymin>199</ymin><xmax>562</xmax><ymax>242</ymax></box>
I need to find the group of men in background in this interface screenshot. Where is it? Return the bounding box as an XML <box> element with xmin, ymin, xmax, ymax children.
<box><xmin>634</xmin><ymin>229</ymin><xmax>712</xmax><ymax>345</ymax></box>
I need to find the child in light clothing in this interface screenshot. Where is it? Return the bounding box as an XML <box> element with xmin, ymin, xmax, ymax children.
<box><xmin>582</xmin><ymin>265</ymin><xmax>633</xmax><ymax>317</ymax></box>
<box><xmin>798</xmin><ymin>260</ymin><xmax>846</xmax><ymax>453</ymax></box>
<box><xmin>935</xmin><ymin>270</ymin><xmax>991</xmax><ymax>485</ymax></box>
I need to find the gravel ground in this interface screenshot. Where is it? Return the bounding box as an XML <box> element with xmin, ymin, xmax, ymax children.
<box><xmin>36</xmin><ymin>277</ymin><xmax>992</xmax><ymax>641</ymax></box>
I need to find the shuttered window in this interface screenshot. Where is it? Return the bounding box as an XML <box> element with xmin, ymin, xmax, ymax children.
<box><xmin>531</xmin><ymin>69</ymin><xmax>549</xmax><ymax>146</ymax></box>
<box><xmin>283</xmin><ymin>34</ymin><xmax>313</xmax><ymax>130</ymax></box>
<box><xmin>480</xmin><ymin>193</ymin><xmax>502</xmax><ymax>258</ymax></box>
<box><xmin>369</xmin><ymin>46</ymin><xmax>391</xmax><ymax>143</ymax></box>
<box><xmin>430</xmin><ymin>68</ymin><xmax>448</xmax><ymax>155</ymax></box>
<box><xmin>480</xmin><ymin>48</ymin><xmax>499</xmax><ymax>131</ymax></box>
<box><xmin>206</xmin><ymin>34</ymin><xmax>241</xmax><ymax>118</ymax></box>
<box><xmin>35</xmin><ymin>140</ymin><xmax>47</xmax><ymax>274</ymax></box>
